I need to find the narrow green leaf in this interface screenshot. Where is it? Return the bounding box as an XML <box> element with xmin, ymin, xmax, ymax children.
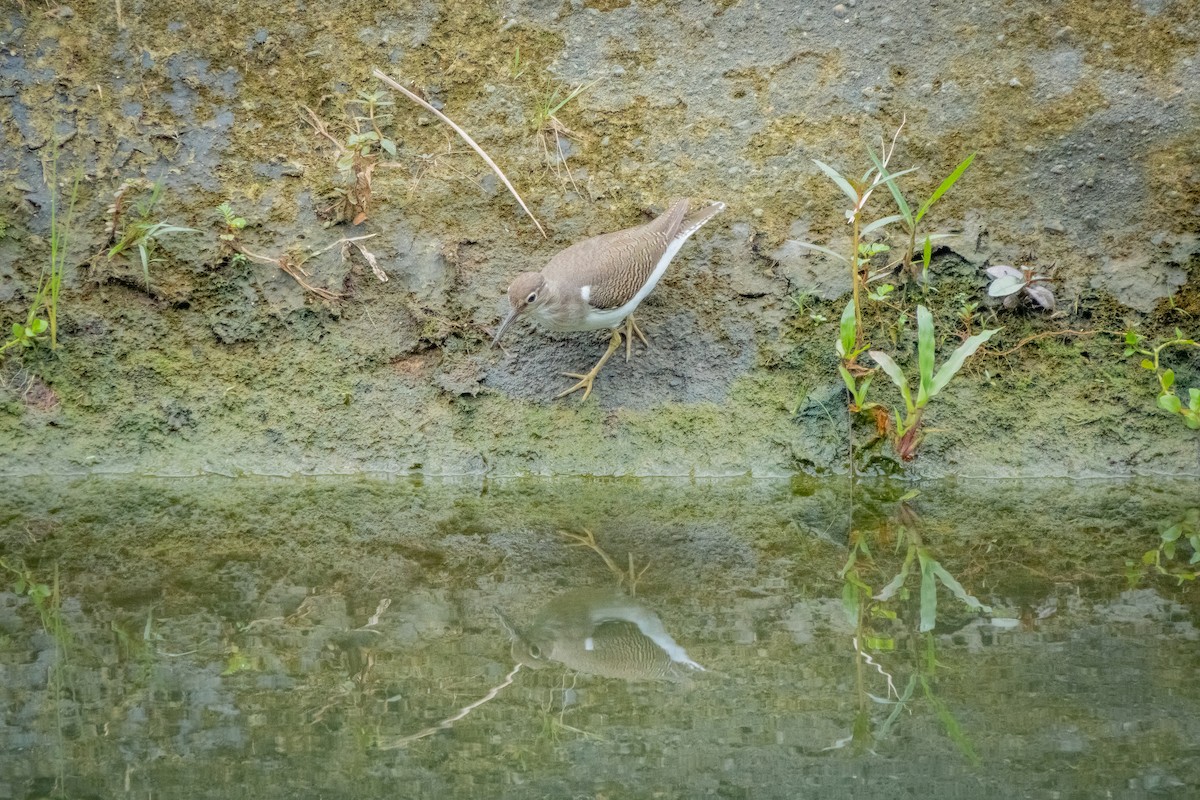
<box><xmin>1164</xmin><ymin>540</ymin><xmax>1176</xmax><ymax>560</ymax></box>
<box><xmin>791</xmin><ymin>240</ymin><xmax>850</xmax><ymax>263</ymax></box>
<box><xmin>842</xmin><ymin>579</ymin><xmax>860</xmax><ymax>624</ymax></box>
<box><xmin>381</xmin><ymin>138</ymin><xmax>397</xmax><ymax>156</ymax></box>
<box><xmin>838</xmin><ymin>364</ymin><xmax>857</xmax><ymax>395</ymax></box>
<box><xmin>916</xmin><ymin>305</ymin><xmax>936</xmax><ymax>406</ymax></box>
<box><xmin>868</xmin><ymin>350</ymin><xmax>912</xmax><ymax>409</ymax></box>
<box><xmin>813</xmin><ymin>159</ymin><xmax>860</xmax><ymax>205</ymax></box>
<box><xmin>1162</xmin><ymin>369</ymin><xmax>1175</xmax><ymax>390</ymax></box>
<box><xmin>861</xmin><ymin>214</ymin><xmax>904</xmax><ymax>237</ymax></box>
<box><xmin>918</xmin><ymin>550</ymin><xmax>937</xmax><ymax>632</ymax></box>
<box><xmin>838</xmin><ymin>300</ymin><xmax>857</xmax><ymax>357</ymax></box>
<box><xmin>922</xmin><ymin>236</ymin><xmax>932</xmax><ymax>272</ymax></box>
<box><xmin>928</xmin><ymin>328</ymin><xmax>1000</xmax><ymax>397</ymax></box>
<box><xmin>853</xmin><ymin>374</ymin><xmax>872</xmax><ymax>406</ymax></box>
<box><xmin>877</xmin><ymin>166</ymin><xmax>919</xmax><ymax>186</ymax></box>
<box><xmin>875</xmin><ymin>545</ymin><xmax>916</xmax><ymax>601</ymax></box>
<box><xmin>869</xmin><ymin>150</ymin><xmax>914</xmax><ymax>227</ymax></box>
<box><xmin>914</xmin><ymin>152</ymin><xmax>976</xmax><ymax>225</ymax></box>
<box><xmin>931</xmin><ymin>562</ymin><xmax>992</xmax><ymax>613</ymax></box>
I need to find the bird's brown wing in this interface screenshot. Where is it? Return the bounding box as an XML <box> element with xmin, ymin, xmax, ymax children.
<box><xmin>542</xmin><ymin>199</ymin><xmax>688</xmax><ymax>310</ymax></box>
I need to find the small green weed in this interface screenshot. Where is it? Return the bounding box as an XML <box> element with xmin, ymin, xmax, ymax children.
<box><xmin>1125</xmin><ymin>329</ymin><xmax>1200</xmax><ymax>430</ymax></box>
<box><xmin>2</xmin><ymin>162</ymin><xmax>77</xmax><ymax>353</ymax></box>
<box><xmin>0</xmin><ymin>559</ymin><xmax>69</xmax><ymax>651</ymax></box>
<box><xmin>1129</xmin><ymin>509</ymin><xmax>1200</xmax><ymax>585</ymax></box>
<box><xmin>216</xmin><ymin>201</ymin><xmax>248</xmax><ymax>241</ymax></box>
<box><xmin>105</xmin><ymin>180</ymin><xmax>200</xmax><ymax>290</ymax></box>
<box><xmin>874</xmin><ymin>148</ymin><xmax>975</xmax><ymax>281</ymax></box>
<box><xmin>868</xmin><ymin>305</ymin><xmax>999</xmax><ymax>459</ymax></box>
<box><xmin>304</xmin><ymin>91</ymin><xmax>398</xmax><ymax>225</ymax></box>
<box><xmin>531</xmin><ymin>79</ymin><xmax>597</xmax><ymax>189</ymax></box>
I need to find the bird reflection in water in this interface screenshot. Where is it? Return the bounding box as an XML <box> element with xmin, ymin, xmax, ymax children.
<box><xmin>496</xmin><ymin>587</ymin><xmax>704</xmax><ymax>683</ymax></box>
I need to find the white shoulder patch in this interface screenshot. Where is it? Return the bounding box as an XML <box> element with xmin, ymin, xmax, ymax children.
<box><xmin>580</xmin><ymin>285</ymin><xmax>592</xmax><ymax>302</ymax></box>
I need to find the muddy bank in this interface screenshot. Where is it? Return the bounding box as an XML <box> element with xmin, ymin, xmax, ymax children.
<box><xmin>0</xmin><ymin>1</ymin><xmax>1198</xmax><ymax>477</ymax></box>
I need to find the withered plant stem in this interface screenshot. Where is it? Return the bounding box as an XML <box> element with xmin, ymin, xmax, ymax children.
<box><xmin>372</xmin><ymin>67</ymin><xmax>547</xmax><ymax>238</ymax></box>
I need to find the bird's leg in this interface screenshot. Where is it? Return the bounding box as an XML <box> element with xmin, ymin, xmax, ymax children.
<box><xmin>556</xmin><ymin>328</ymin><xmax>622</xmax><ymax>401</ymax></box>
<box><xmin>623</xmin><ymin>314</ymin><xmax>650</xmax><ymax>362</ymax></box>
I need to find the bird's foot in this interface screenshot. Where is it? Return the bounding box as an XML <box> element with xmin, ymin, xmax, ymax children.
<box><xmin>555</xmin><ymin>328</ymin><xmax>623</xmax><ymax>401</ymax></box>
<box><xmin>555</xmin><ymin>370</ymin><xmax>600</xmax><ymax>401</ymax></box>
<box><xmin>623</xmin><ymin>315</ymin><xmax>650</xmax><ymax>362</ymax></box>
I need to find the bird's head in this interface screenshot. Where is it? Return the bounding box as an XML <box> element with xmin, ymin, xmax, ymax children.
<box><xmin>492</xmin><ymin>272</ymin><xmax>546</xmax><ymax>346</ymax></box>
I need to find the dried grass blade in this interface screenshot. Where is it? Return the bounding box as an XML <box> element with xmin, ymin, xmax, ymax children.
<box><xmin>373</xmin><ymin>67</ymin><xmax>547</xmax><ymax>238</ymax></box>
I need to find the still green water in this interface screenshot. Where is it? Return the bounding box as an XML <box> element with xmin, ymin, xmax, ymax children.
<box><xmin>1</xmin><ymin>475</ymin><xmax>1197</xmax><ymax>798</ymax></box>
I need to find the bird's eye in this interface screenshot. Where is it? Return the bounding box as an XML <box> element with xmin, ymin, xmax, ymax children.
<box><xmin>526</xmin><ymin>292</ymin><xmax>537</xmax><ymax>304</ymax></box>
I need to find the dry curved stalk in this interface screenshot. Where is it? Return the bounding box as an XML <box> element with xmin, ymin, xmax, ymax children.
<box><xmin>375</xmin><ymin>663</ymin><xmax>523</xmax><ymax>749</ymax></box>
<box><xmin>372</xmin><ymin>67</ymin><xmax>547</xmax><ymax>238</ymax></box>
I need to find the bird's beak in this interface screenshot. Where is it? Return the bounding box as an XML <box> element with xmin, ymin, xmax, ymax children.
<box><xmin>492</xmin><ymin>307</ymin><xmax>519</xmax><ymax>347</ymax></box>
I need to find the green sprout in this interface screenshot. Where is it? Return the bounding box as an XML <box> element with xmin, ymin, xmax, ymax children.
<box><xmin>868</xmin><ymin>305</ymin><xmax>999</xmax><ymax>459</ymax></box>
<box><xmin>875</xmin><ymin>150</ymin><xmax>976</xmax><ymax>281</ymax></box>
<box><xmin>1125</xmin><ymin>329</ymin><xmax>1200</xmax><ymax>430</ymax></box>
<box><xmin>107</xmin><ymin>182</ymin><xmax>200</xmax><ymax>290</ymax></box>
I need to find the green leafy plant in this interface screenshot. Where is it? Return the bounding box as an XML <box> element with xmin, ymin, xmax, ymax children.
<box><xmin>868</xmin><ymin>305</ymin><xmax>999</xmax><ymax>459</ymax></box>
<box><xmin>835</xmin><ymin>299</ymin><xmax>874</xmax><ymax>412</ymax></box>
<box><xmin>2</xmin><ymin>318</ymin><xmax>49</xmax><ymax>353</ymax></box>
<box><xmin>304</xmin><ymin>91</ymin><xmax>398</xmax><ymax>226</ymax></box>
<box><xmin>874</xmin><ymin>150</ymin><xmax>975</xmax><ymax>280</ymax></box>
<box><xmin>106</xmin><ymin>181</ymin><xmax>200</xmax><ymax>290</ymax></box>
<box><xmin>3</xmin><ymin>164</ymin><xmax>77</xmax><ymax>353</ymax></box>
<box><xmin>799</xmin><ymin>135</ymin><xmax>915</xmax><ymax>346</ymax></box>
<box><xmin>1129</xmin><ymin>509</ymin><xmax>1200</xmax><ymax>585</ymax></box>
<box><xmin>838</xmin><ymin>502</ymin><xmax>995</xmax><ymax>761</ymax></box>
<box><xmin>1125</xmin><ymin>330</ymin><xmax>1200</xmax><ymax>430</ymax></box>
<box><xmin>216</xmin><ymin>201</ymin><xmax>247</xmax><ymax>241</ymax></box>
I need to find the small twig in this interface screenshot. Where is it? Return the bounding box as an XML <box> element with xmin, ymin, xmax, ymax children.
<box><xmin>301</xmin><ymin>105</ymin><xmax>347</xmax><ymax>154</ymax></box>
<box><xmin>986</xmin><ymin>328</ymin><xmax>1117</xmax><ymax>358</ymax></box>
<box><xmin>372</xmin><ymin>67</ymin><xmax>547</xmax><ymax>238</ymax></box>
<box><xmin>236</xmin><ymin>246</ymin><xmax>344</xmax><ymax>301</ymax></box>
<box><xmin>376</xmin><ymin>664</ymin><xmax>523</xmax><ymax>749</ymax></box>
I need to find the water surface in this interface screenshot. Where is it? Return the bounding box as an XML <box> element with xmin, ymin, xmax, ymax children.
<box><xmin>1</xmin><ymin>475</ymin><xmax>1197</xmax><ymax>798</ymax></box>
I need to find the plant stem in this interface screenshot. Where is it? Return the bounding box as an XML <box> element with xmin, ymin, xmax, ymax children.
<box><xmin>851</xmin><ymin>212</ymin><xmax>863</xmax><ymax>348</ymax></box>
